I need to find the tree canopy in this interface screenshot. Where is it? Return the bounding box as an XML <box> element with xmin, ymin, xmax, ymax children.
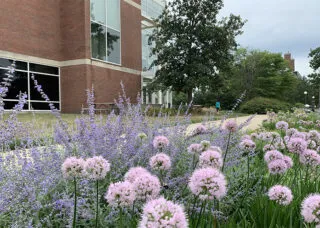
<box><xmin>309</xmin><ymin>47</ymin><xmax>320</xmax><ymax>71</ymax></box>
<box><xmin>148</xmin><ymin>0</ymin><xmax>245</xmax><ymax>102</ymax></box>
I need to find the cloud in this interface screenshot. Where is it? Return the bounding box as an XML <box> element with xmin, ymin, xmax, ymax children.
<box><xmin>220</xmin><ymin>0</ymin><xmax>320</xmax><ymax>75</ymax></box>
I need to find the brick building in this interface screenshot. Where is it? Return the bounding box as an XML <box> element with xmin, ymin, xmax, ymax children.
<box><xmin>0</xmin><ymin>0</ymin><xmax>170</xmax><ymax>112</ymax></box>
<box><xmin>284</xmin><ymin>53</ymin><xmax>295</xmax><ymax>71</ymax></box>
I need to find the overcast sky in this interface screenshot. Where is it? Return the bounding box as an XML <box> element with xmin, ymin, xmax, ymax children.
<box><xmin>220</xmin><ymin>0</ymin><xmax>320</xmax><ymax>76</ymax></box>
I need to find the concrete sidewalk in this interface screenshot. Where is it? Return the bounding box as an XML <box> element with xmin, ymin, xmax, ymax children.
<box><xmin>187</xmin><ymin>115</ymin><xmax>268</xmax><ymax>134</ymax></box>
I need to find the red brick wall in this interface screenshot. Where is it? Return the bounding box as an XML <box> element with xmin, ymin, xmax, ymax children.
<box><xmin>0</xmin><ymin>0</ymin><xmax>61</xmax><ymax>60</ymax></box>
<box><xmin>121</xmin><ymin>0</ymin><xmax>142</xmax><ymax>71</ymax></box>
<box><xmin>60</xmin><ymin>0</ymin><xmax>91</xmax><ymax>60</ymax></box>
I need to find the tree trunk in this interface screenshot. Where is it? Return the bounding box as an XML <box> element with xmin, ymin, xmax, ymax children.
<box><xmin>187</xmin><ymin>89</ymin><xmax>193</xmax><ymax>105</ymax></box>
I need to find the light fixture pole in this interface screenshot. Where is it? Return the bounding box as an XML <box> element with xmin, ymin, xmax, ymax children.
<box><xmin>304</xmin><ymin>91</ymin><xmax>308</xmax><ymax>106</ymax></box>
<box><xmin>312</xmin><ymin>96</ymin><xmax>315</xmax><ymax>112</ymax></box>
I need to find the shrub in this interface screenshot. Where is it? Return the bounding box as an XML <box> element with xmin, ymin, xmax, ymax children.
<box><xmin>240</xmin><ymin>97</ymin><xmax>291</xmax><ymax>114</ymax></box>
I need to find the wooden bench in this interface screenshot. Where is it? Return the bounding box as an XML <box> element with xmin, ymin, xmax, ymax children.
<box><xmin>81</xmin><ymin>102</ymin><xmax>119</xmax><ymax>114</ymax></box>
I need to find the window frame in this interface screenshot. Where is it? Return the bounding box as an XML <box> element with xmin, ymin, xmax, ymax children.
<box><xmin>90</xmin><ymin>0</ymin><xmax>122</xmax><ymax>66</ymax></box>
<box><xmin>0</xmin><ymin>58</ymin><xmax>60</xmax><ymax>111</ymax></box>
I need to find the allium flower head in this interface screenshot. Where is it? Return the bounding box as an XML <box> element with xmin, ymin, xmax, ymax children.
<box><xmin>153</xmin><ymin>136</ymin><xmax>169</xmax><ymax>149</ymax></box>
<box><xmin>189</xmin><ymin>168</ymin><xmax>227</xmax><ymax>200</ymax></box>
<box><xmin>192</xmin><ymin>124</ymin><xmax>207</xmax><ymax>136</ymax></box>
<box><xmin>105</xmin><ymin>181</ymin><xmax>136</xmax><ymax>207</ymax></box>
<box><xmin>239</xmin><ymin>139</ymin><xmax>256</xmax><ymax>151</ymax></box>
<box><xmin>138</xmin><ymin>197</ymin><xmax>188</xmax><ymax>228</ymax></box>
<box><xmin>286</xmin><ymin>128</ymin><xmax>298</xmax><ymax>137</ymax></box>
<box><xmin>241</xmin><ymin>135</ymin><xmax>251</xmax><ymax>141</ymax></box>
<box><xmin>124</xmin><ymin>167</ymin><xmax>149</xmax><ymax>183</ymax></box>
<box><xmin>62</xmin><ymin>157</ymin><xmax>86</xmax><ymax>179</ymax></box>
<box><xmin>199</xmin><ymin>150</ymin><xmax>223</xmax><ymax>169</ymax></box>
<box><xmin>250</xmin><ymin>132</ymin><xmax>259</xmax><ymax>140</ymax></box>
<box><xmin>268</xmin><ymin>185</ymin><xmax>293</xmax><ymax>205</ymax></box>
<box><xmin>264</xmin><ymin>150</ymin><xmax>284</xmax><ymax>163</ymax></box>
<box><xmin>85</xmin><ymin>156</ymin><xmax>110</xmax><ymax>180</ymax></box>
<box><xmin>299</xmin><ymin>150</ymin><xmax>320</xmax><ymax>166</ymax></box>
<box><xmin>209</xmin><ymin>146</ymin><xmax>223</xmax><ymax>154</ymax></box>
<box><xmin>133</xmin><ymin>173</ymin><xmax>161</xmax><ymax>200</ymax></box>
<box><xmin>137</xmin><ymin>132</ymin><xmax>148</xmax><ymax>140</ymax></box>
<box><xmin>292</xmin><ymin>132</ymin><xmax>307</xmax><ymax>140</ymax></box>
<box><xmin>200</xmin><ymin>140</ymin><xmax>211</xmax><ymax>151</ymax></box>
<box><xmin>268</xmin><ymin>159</ymin><xmax>288</xmax><ymax>175</ymax></box>
<box><xmin>307</xmin><ymin>130</ymin><xmax>320</xmax><ymax>142</ymax></box>
<box><xmin>287</xmin><ymin>137</ymin><xmax>307</xmax><ymax>154</ymax></box>
<box><xmin>307</xmin><ymin>140</ymin><xmax>317</xmax><ymax>149</ymax></box>
<box><xmin>276</xmin><ymin>121</ymin><xmax>289</xmax><ymax>130</ymax></box>
<box><xmin>225</xmin><ymin>120</ymin><xmax>237</xmax><ymax>132</ymax></box>
<box><xmin>263</xmin><ymin>144</ymin><xmax>276</xmax><ymax>152</ymax></box>
<box><xmin>283</xmin><ymin>155</ymin><xmax>293</xmax><ymax>168</ymax></box>
<box><xmin>187</xmin><ymin>144</ymin><xmax>202</xmax><ymax>154</ymax></box>
<box><xmin>150</xmin><ymin>153</ymin><xmax>171</xmax><ymax>171</ymax></box>
<box><xmin>301</xmin><ymin>194</ymin><xmax>320</xmax><ymax>223</ymax></box>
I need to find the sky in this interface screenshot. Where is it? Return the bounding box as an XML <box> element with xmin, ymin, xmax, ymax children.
<box><xmin>220</xmin><ymin>0</ymin><xmax>320</xmax><ymax>76</ymax></box>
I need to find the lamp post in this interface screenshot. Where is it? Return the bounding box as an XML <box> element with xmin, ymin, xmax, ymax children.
<box><xmin>304</xmin><ymin>91</ymin><xmax>308</xmax><ymax>106</ymax></box>
<box><xmin>312</xmin><ymin>96</ymin><xmax>315</xmax><ymax>112</ymax></box>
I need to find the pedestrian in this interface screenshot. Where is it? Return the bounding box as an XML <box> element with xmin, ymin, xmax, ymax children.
<box><xmin>215</xmin><ymin>99</ymin><xmax>221</xmax><ymax>114</ymax></box>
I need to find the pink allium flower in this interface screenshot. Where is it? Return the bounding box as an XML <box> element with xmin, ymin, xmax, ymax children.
<box><xmin>283</xmin><ymin>155</ymin><xmax>294</xmax><ymax>168</ymax></box>
<box><xmin>150</xmin><ymin>153</ymin><xmax>171</xmax><ymax>171</ymax></box>
<box><xmin>189</xmin><ymin>168</ymin><xmax>227</xmax><ymax>200</ymax></box>
<box><xmin>200</xmin><ymin>140</ymin><xmax>211</xmax><ymax>151</ymax></box>
<box><xmin>133</xmin><ymin>173</ymin><xmax>161</xmax><ymax>200</ymax></box>
<box><xmin>268</xmin><ymin>185</ymin><xmax>293</xmax><ymax>205</ymax></box>
<box><xmin>286</xmin><ymin>128</ymin><xmax>298</xmax><ymax>137</ymax></box>
<box><xmin>284</xmin><ymin>136</ymin><xmax>290</xmax><ymax>143</ymax></box>
<box><xmin>192</xmin><ymin>124</ymin><xmax>207</xmax><ymax>136</ymax></box>
<box><xmin>241</xmin><ymin>135</ymin><xmax>251</xmax><ymax>141</ymax></box>
<box><xmin>263</xmin><ymin>144</ymin><xmax>276</xmax><ymax>152</ymax></box>
<box><xmin>264</xmin><ymin>150</ymin><xmax>284</xmax><ymax>163</ymax></box>
<box><xmin>301</xmin><ymin>194</ymin><xmax>320</xmax><ymax>223</ymax></box>
<box><xmin>239</xmin><ymin>139</ymin><xmax>256</xmax><ymax>151</ymax></box>
<box><xmin>307</xmin><ymin>130</ymin><xmax>320</xmax><ymax>142</ymax></box>
<box><xmin>225</xmin><ymin>120</ymin><xmax>237</xmax><ymax>132</ymax></box>
<box><xmin>209</xmin><ymin>146</ymin><xmax>223</xmax><ymax>154</ymax></box>
<box><xmin>153</xmin><ymin>136</ymin><xmax>169</xmax><ymax>149</ymax></box>
<box><xmin>105</xmin><ymin>181</ymin><xmax>136</xmax><ymax>207</ymax></box>
<box><xmin>138</xmin><ymin>197</ymin><xmax>188</xmax><ymax>228</ymax></box>
<box><xmin>268</xmin><ymin>159</ymin><xmax>288</xmax><ymax>175</ymax></box>
<box><xmin>61</xmin><ymin>157</ymin><xmax>86</xmax><ymax>179</ymax></box>
<box><xmin>299</xmin><ymin>150</ymin><xmax>320</xmax><ymax>166</ymax></box>
<box><xmin>276</xmin><ymin>121</ymin><xmax>289</xmax><ymax>130</ymax></box>
<box><xmin>199</xmin><ymin>150</ymin><xmax>223</xmax><ymax>169</ymax></box>
<box><xmin>287</xmin><ymin>137</ymin><xmax>307</xmax><ymax>154</ymax></box>
<box><xmin>261</xmin><ymin>132</ymin><xmax>273</xmax><ymax>142</ymax></box>
<box><xmin>250</xmin><ymin>133</ymin><xmax>259</xmax><ymax>140</ymax></box>
<box><xmin>187</xmin><ymin>144</ymin><xmax>203</xmax><ymax>154</ymax></box>
<box><xmin>307</xmin><ymin>140</ymin><xmax>317</xmax><ymax>149</ymax></box>
<box><xmin>124</xmin><ymin>167</ymin><xmax>149</xmax><ymax>183</ymax></box>
<box><xmin>85</xmin><ymin>156</ymin><xmax>110</xmax><ymax>180</ymax></box>
<box><xmin>292</xmin><ymin>132</ymin><xmax>307</xmax><ymax>140</ymax></box>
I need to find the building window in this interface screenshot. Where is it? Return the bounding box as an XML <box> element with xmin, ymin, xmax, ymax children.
<box><xmin>0</xmin><ymin>58</ymin><xmax>60</xmax><ymax>111</ymax></box>
<box><xmin>91</xmin><ymin>0</ymin><xmax>121</xmax><ymax>64</ymax></box>
<box><xmin>142</xmin><ymin>0</ymin><xmax>165</xmax><ymax>19</ymax></box>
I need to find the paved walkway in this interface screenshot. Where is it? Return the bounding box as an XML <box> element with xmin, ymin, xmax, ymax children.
<box><xmin>187</xmin><ymin>115</ymin><xmax>268</xmax><ymax>134</ymax></box>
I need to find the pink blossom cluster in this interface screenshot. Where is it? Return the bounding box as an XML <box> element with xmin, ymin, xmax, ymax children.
<box><xmin>239</xmin><ymin>139</ymin><xmax>256</xmax><ymax>151</ymax></box>
<box><xmin>292</xmin><ymin>132</ymin><xmax>307</xmax><ymax>140</ymax></box>
<box><xmin>264</xmin><ymin>150</ymin><xmax>292</xmax><ymax>174</ymax></box>
<box><xmin>209</xmin><ymin>146</ymin><xmax>223</xmax><ymax>154</ymax></box>
<box><xmin>307</xmin><ymin>140</ymin><xmax>317</xmax><ymax>149</ymax></box>
<box><xmin>301</xmin><ymin>194</ymin><xmax>320</xmax><ymax>224</ymax></box>
<box><xmin>191</xmin><ymin>124</ymin><xmax>207</xmax><ymax>136</ymax></box>
<box><xmin>124</xmin><ymin>167</ymin><xmax>160</xmax><ymax>201</ymax></box>
<box><xmin>268</xmin><ymin>185</ymin><xmax>293</xmax><ymax>205</ymax></box>
<box><xmin>138</xmin><ymin>197</ymin><xmax>188</xmax><ymax>228</ymax></box>
<box><xmin>189</xmin><ymin>167</ymin><xmax>227</xmax><ymax>200</ymax></box>
<box><xmin>199</xmin><ymin>150</ymin><xmax>223</xmax><ymax>169</ymax></box>
<box><xmin>153</xmin><ymin>136</ymin><xmax>169</xmax><ymax>149</ymax></box>
<box><xmin>286</xmin><ymin>128</ymin><xmax>298</xmax><ymax>137</ymax></box>
<box><xmin>149</xmin><ymin>153</ymin><xmax>171</xmax><ymax>171</ymax></box>
<box><xmin>287</xmin><ymin>137</ymin><xmax>307</xmax><ymax>154</ymax></box>
<box><xmin>105</xmin><ymin>181</ymin><xmax>136</xmax><ymax>207</ymax></box>
<box><xmin>200</xmin><ymin>140</ymin><xmax>211</xmax><ymax>151</ymax></box>
<box><xmin>187</xmin><ymin>143</ymin><xmax>203</xmax><ymax>154</ymax></box>
<box><xmin>250</xmin><ymin>132</ymin><xmax>259</xmax><ymax>140</ymax></box>
<box><xmin>85</xmin><ymin>156</ymin><xmax>111</xmax><ymax>180</ymax></box>
<box><xmin>263</xmin><ymin>144</ymin><xmax>276</xmax><ymax>152</ymax></box>
<box><xmin>276</xmin><ymin>121</ymin><xmax>289</xmax><ymax>130</ymax></box>
<box><xmin>241</xmin><ymin>135</ymin><xmax>251</xmax><ymax>141</ymax></box>
<box><xmin>225</xmin><ymin>120</ymin><xmax>237</xmax><ymax>132</ymax></box>
<box><xmin>299</xmin><ymin>149</ymin><xmax>320</xmax><ymax>166</ymax></box>
<box><xmin>61</xmin><ymin>157</ymin><xmax>86</xmax><ymax>180</ymax></box>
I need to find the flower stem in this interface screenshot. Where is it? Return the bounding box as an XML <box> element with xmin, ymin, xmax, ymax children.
<box><xmin>222</xmin><ymin>132</ymin><xmax>232</xmax><ymax>172</ymax></box>
<box><xmin>95</xmin><ymin>180</ymin><xmax>99</xmax><ymax>228</ymax></box>
<box><xmin>195</xmin><ymin>200</ymin><xmax>207</xmax><ymax>228</ymax></box>
<box><xmin>247</xmin><ymin>154</ymin><xmax>250</xmax><ymax>189</ymax></box>
<box><xmin>73</xmin><ymin>177</ymin><xmax>77</xmax><ymax>228</ymax></box>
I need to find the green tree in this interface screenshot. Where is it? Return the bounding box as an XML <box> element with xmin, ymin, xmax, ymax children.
<box><xmin>308</xmin><ymin>47</ymin><xmax>320</xmax><ymax>107</ymax></box>
<box><xmin>148</xmin><ymin>0</ymin><xmax>245</xmax><ymax>103</ymax></box>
